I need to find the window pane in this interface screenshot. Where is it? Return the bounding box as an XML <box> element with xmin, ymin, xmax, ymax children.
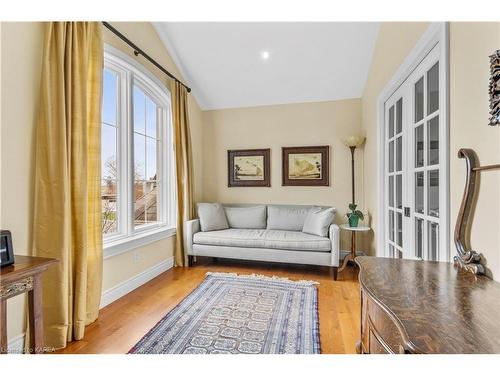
<box><xmin>415</xmin><ymin>171</ymin><xmax>424</xmax><ymax>214</ymax></box>
<box><xmin>428</xmin><ymin>222</ymin><xmax>439</xmax><ymax>261</ymax></box>
<box><xmin>415</xmin><ymin>124</ymin><xmax>424</xmax><ymax>167</ymax></box>
<box><xmin>396</xmin><ymin>98</ymin><xmax>402</xmax><ymax>134</ymax></box>
<box><xmin>427</xmin><ymin>116</ymin><xmax>439</xmax><ymax>165</ymax></box>
<box><xmin>388</xmin><ymin>105</ymin><xmax>394</xmax><ymax>138</ymax></box>
<box><xmin>389</xmin><ymin>211</ymin><xmax>394</xmax><ymax>241</ymax></box>
<box><xmin>145</xmin><ymin>181</ymin><xmax>159</xmax><ymax>223</ymax></box>
<box><xmin>396</xmin><ymin>137</ymin><xmax>402</xmax><ymax>172</ymax></box>
<box><xmin>428</xmin><ymin>169</ymin><xmax>439</xmax><ymax>217</ymax></box>
<box><xmin>102</xmin><ymin>69</ymin><xmax>117</xmax><ymax>125</ymax></box>
<box><xmin>397</xmin><ymin>212</ymin><xmax>403</xmax><ymax>247</ymax></box>
<box><xmin>101</xmin><ymin>124</ymin><xmax>117</xmax><ymax>180</ymax></box>
<box><xmin>101</xmin><ymin>179</ymin><xmax>117</xmax><ymax>235</ymax></box>
<box><xmin>427</xmin><ymin>62</ymin><xmax>439</xmax><ymax>115</ymax></box>
<box><xmin>415</xmin><ymin>218</ymin><xmax>423</xmax><ymax>259</ymax></box>
<box><xmin>388</xmin><ymin>244</ymin><xmax>394</xmax><ymax>258</ymax></box>
<box><xmin>146</xmin><ymin>97</ymin><xmax>157</xmax><ymax>138</ymax></box>
<box><xmin>134</xmin><ymin>181</ymin><xmax>147</xmax><ymax>227</ymax></box>
<box><xmin>414</xmin><ymin>77</ymin><xmax>424</xmax><ymax>123</ymax></box>
<box><xmin>134</xmin><ymin>134</ymin><xmax>146</xmax><ymax>180</ymax></box>
<box><xmin>389</xmin><ymin>141</ymin><xmax>394</xmax><ymax>173</ymax></box>
<box><xmin>396</xmin><ymin>174</ymin><xmax>402</xmax><ymax>209</ymax></box>
<box><xmin>133</xmin><ymin>86</ymin><xmax>146</xmax><ymax>134</ymax></box>
<box><xmin>146</xmin><ymin>138</ymin><xmax>157</xmax><ymax>181</ymax></box>
<box><xmin>389</xmin><ymin>176</ymin><xmax>394</xmax><ymax>208</ymax></box>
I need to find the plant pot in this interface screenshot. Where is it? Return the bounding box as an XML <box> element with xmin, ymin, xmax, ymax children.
<box><xmin>348</xmin><ymin>215</ymin><xmax>359</xmax><ymax>228</ymax></box>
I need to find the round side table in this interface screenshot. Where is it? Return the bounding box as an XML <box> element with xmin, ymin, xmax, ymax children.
<box><xmin>338</xmin><ymin>224</ymin><xmax>371</xmax><ymax>273</ymax></box>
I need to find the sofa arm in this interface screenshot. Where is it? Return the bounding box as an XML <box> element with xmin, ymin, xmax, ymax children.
<box><xmin>329</xmin><ymin>224</ymin><xmax>340</xmax><ymax>267</ymax></box>
<box><xmin>184</xmin><ymin>219</ymin><xmax>200</xmax><ymax>255</ymax></box>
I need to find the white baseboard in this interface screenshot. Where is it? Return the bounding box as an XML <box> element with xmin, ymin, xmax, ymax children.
<box><xmin>5</xmin><ymin>258</ymin><xmax>173</xmax><ymax>353</ymax></box>
<box><xmin>100</xmin><ymin>256</ymin><xmax>174</xmax><ymax>309</ymax></box>
<box><xmin>7</xmin><ymin>333</ymin><xmax>25</xmax><ymax>354</ymax></box>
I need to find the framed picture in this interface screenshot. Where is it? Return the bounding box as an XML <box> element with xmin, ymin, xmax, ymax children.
<box><xmin>282</xmin><ymin>146</ymin><xmax>329</xmax><ymax>186</ymax></box>
<box><xmin>228</xmin><ymin>149</ymin><xmax>271</xmax><ymax>187</ymax></box>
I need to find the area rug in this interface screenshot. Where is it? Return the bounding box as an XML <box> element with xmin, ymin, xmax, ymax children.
<box><xmin>129</xmin><ymin>272</ymin><xmax>320</xmax><ymax>354</ymax></box>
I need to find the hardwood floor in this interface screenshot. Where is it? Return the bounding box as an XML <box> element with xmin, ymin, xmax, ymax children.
<box><xmin>56</xmin><ymin>257</ymin><xmax>360</xmax><ymax>354</ymax></box>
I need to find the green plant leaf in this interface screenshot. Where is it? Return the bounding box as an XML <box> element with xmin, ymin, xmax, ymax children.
<box><xmin>354</xmin><ymin>210</ymin><xmax>364</xmax><ymax>220</ymax></box>
<box><xmin>348</xmin><ymin>203</ymin><xmax>357</xmax><ymax>211</ymax></box>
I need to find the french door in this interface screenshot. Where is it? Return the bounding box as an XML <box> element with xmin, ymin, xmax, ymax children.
<box><xmin>383</xmin><ymin>44</ymin><xmax>448</xmax><ymax>261</ymax></box>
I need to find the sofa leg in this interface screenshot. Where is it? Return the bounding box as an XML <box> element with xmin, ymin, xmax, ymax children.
<box><xmin>188</xmin><ymin>255</ymin><xmax>194</xmax><ymax>267</ymax></box>
<box><xmin>332</xmin><ymin>267</ymin><xmax>338</xmax><ymax>281</ymax></box>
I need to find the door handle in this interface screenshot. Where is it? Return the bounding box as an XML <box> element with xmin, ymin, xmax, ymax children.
<box><xmin>404</xmin><ymin>207</ymin><xmax>411</xmax><ymax>217</ymax></box>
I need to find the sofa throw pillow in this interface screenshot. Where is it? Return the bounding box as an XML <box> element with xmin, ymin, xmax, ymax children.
<box><xmin>224</xmin><ymin>205</ymin><xmax>267</xmax><ymax>229</ymax></box>
<box><xmin>266</xmin><ymin>205</ymin><xmax>311</xmax><ymax>231</ymax></box>
<box><xmin>197</xmin><ymin>203</ymin><xmax>229</xmax><ymax>232</ymax></box>
<box><xmin>302</xmin><ymin>207</ymin><xmax>336</xmax><ymax>237</ymax></box>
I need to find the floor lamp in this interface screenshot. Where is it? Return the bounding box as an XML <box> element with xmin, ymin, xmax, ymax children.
<box><xmin>343</xmin><ymin>135</ymin><xmax>366</xmax><ymax>205</ymax></box>
<box><xmin>337</xmin><ymin>135</ymin><xmax>366</xmax><ymax>274</ymax></box>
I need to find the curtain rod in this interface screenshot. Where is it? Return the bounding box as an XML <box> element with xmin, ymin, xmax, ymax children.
<box><xmin>102</xmin><ymin>22</ymin><xmax>192</xmax><ymax>93</ymax></box>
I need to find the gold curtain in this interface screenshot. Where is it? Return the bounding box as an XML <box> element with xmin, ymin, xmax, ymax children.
<box><xmin>32</xmin><ymin>22</ymin><xmax>103</xmax><ymax>350</ymax></box>
<box><xmin>172</xmin><ymin>81</ymin><xmax>195</xmax><ymax>267</ymax></box>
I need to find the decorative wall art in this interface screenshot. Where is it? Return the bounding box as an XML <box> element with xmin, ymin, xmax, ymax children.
<box><xmin>489</xmin><ymin>49</ymin><xmax>500</xmax><ymax>126</ymax></box>
<box><xmin>227</xmin><ymin>149</ymin><xmax>271</xmax><ymax>187</ymax></box>
<box><xmin>282</xmin><ymin>146</ymin><xmax>330</xmax><ymax>186</ymax></box>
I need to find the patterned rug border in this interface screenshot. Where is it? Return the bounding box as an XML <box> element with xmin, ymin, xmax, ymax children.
<box><xmin>205</xmin><ymin>272</ymin><xmax>320</xmax><ymax>287</ymax></box>
<box><xmin>128</xmin><ymin>272</ymin><xmax>321</xmax><ymax>354</ymax></box>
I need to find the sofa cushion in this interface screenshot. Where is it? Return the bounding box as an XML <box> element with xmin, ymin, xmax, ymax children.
<box><xmin>193</xmin><ymin>229</ymin><xmax>331</xmax><ymax>252</ymax></box>
<box><xmin>224</xmin><ymin>205</ymin><xmax>267</xmax><ymax>229</ymax></box>
<box><xmin>266</xmin><ymin>205</ymin><xmax>311</xmax><ymax>231</ymax></box>
<box><xmin>197</xmin><ymin>203</ymin><xmax>229</xmax><ymax>232</ymax></box>
<box><xmin>302</xmin><ymin>207</ymin><xmax>336</xmax><ymax>237</ymax></box>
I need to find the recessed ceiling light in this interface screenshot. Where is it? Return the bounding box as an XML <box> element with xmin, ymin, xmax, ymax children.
<box><xmin>260</xmin><ymin>50</ymin><xmax>270</xmax><ymax>61</ymax></box>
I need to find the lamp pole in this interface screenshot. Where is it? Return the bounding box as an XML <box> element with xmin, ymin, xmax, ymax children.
<box><xmin>350</xmin><ymin>146</ymin><xmax>356</xmax><ymax>205</ymax></box>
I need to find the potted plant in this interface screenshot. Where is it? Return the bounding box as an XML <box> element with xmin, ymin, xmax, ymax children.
<box><xmin>347</xmin><ymin>203</ymin><xmax>364</xmax><ymax>227</ymax></box>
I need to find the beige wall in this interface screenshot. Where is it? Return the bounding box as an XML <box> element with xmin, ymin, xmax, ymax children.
<box><xmin>0</xmin><ymin>22</ymin><xmax>204</xmax><ymax>344</ymax></box>
<box><xmin>0</xmin><ymin>21</ymin><xmax>44</xmax><ymax>345</ymax></box>
<box><xmin>202</xmin><ymin>99</ymin><xmax>363</xmax><ymax>250</ymax></box>
<box><xmin>361</xmin><ymin>22</ymin><xmax>500</xmax><ymax>280</ymax></box>
<box><xmin>449</xmin><ymin>23</ymin><xmax>500</xmax><ymax>280</ymax></box>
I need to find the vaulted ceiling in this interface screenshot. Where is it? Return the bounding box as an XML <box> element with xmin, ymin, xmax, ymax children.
<box><xmin>154</xmin><ymin>22</ymin><xmax>380</xmax><ymax>110</ymax></box>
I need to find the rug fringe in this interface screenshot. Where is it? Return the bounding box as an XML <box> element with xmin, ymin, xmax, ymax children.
<box><xmin>205</xmin><ymin>272</ymin><xmax>319</xmax><ymax>286</ymax></box>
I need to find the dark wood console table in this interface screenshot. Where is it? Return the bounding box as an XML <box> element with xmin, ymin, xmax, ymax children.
<box><xmin>0</xmin><ymin>255</ymin><xmax>57</xmax><ymax>354</ymax></box>
<box><xmin>355</xmin><ymin>256</ymin><xmax>500</xmax><ymax>354</ymax></box>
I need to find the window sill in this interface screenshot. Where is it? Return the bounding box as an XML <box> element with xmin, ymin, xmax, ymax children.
<box><xmin>103</xmin><ymin>227</ymin><xmax>176</xmax><ymax>260</ymax></box>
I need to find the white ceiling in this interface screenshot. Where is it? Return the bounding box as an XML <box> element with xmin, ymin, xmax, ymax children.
<box><xmin>154</xmin><ymin>22</ymin><xmax>380</xmax><ymax>110</ymax></box>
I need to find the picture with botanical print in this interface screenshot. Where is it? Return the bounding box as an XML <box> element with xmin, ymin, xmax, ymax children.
<box><xmin>234</xmin><ymin>155</ymin><xmax>264</xmax><ymax>180</ymax></box>
<box><xmin>288</xmin><ymin>153</ymin><xmax>322</xmax><ymax>179</ymax></box>
<box><xmin>282</xmin><ymin>146</ymin><xmax>329</xmax><ymax>186</ymax></box>
<box><xmin>228</xmin><ymin>149</ymin><xmax>271</xmax><ymax>187</ymax></box>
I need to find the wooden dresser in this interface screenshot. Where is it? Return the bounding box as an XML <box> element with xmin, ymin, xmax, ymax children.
<box><xmin>355</xmin><ymin>256</ymin><xmax>500</xmax><ymax>354</ymax></box>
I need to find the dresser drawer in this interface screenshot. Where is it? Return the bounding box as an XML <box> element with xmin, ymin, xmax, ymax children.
<box><xmin>360</xmin><ymin>289</ymin><xmax>405</xmax><ymax>354</ymax></box>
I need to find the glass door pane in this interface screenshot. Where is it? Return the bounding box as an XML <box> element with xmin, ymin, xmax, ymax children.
<box><xmin>385</xmin><ymin>93</ymin><xmax>405</xmax><ymax>258</ymax></box>
<box><xmin>410</xmin><ymin>50</ymin><xmax>443</xmax><ymax>261</ymax></box>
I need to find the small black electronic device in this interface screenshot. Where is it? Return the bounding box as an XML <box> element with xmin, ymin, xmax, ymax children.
<box><xmin>0</xmin><ymin>230</ymin><xmax>14</xmax><ymax>267</ymax></box>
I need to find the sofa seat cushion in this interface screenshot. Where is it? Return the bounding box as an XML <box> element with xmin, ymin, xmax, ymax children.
<box><xmin>193</xmin><ymin>229</ymin><xmax>331</xmax><ymax>252</ymax></box>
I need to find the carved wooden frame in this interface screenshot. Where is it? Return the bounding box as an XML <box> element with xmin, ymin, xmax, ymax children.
<box><xmin>489</xmin><ymin>50</ymin><xmax>500</xmax><ymax>126</ymax></box>
<box><xmin>454</xmin><ymin>149</ymin><xmax>500</xmax><ymax>275</ymax></box>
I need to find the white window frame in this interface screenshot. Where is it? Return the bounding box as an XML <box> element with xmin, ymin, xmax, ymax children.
<box><xmin>376</xmin><ymin>22</ymin><xmax>449</xmax><ymax>261</ymax></box>
<box><xmin>103</xmin><ymin>44</ymin><xmax>176</xmax><ymax>259</ymax></box>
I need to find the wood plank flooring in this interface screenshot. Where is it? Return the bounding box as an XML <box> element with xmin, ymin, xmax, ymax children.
<box><xmin>56</xmin><ymin>257</ymin><xmax>360</xmax><ymax>354</ymax></box>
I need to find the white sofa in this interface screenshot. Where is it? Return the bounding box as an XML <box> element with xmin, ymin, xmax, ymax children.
<box><xmin>184</xmin><ymin>204</ymin><xmax>340</xmax><ymax>280</ymax></box>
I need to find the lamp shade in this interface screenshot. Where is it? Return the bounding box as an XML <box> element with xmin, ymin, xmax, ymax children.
<box><xmin>343</xmin><ymin>135</ymin><xmax>366</xmax><ymax>148</ymax></box>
